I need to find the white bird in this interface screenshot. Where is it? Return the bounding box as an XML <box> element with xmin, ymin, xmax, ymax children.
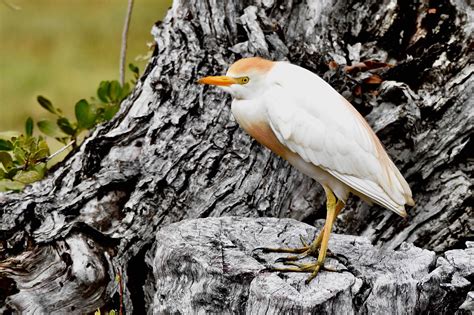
<box><xmin>198</xmin><ymin>57</ymin><xmax>414</xmax><ymax>283</ymax></box>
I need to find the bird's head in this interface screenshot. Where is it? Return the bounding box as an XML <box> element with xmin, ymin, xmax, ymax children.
<box><xmin>198</xmin><ymin>57</ymin><xmax>274</xmax><ymax>100</ymax></box>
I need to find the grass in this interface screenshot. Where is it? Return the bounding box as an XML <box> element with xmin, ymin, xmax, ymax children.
<box><xmin>0</xmin><ymin>0</ymin><xmax>171</xmax><ymax>136</ymax></box>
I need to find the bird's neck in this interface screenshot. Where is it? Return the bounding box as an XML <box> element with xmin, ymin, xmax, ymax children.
<box><xmin>231</xmin><ymin>99</ymin><xmax>266</xmax><ymax>127</ymax></box>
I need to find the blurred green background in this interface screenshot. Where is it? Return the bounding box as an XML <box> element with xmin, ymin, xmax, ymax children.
<box><xmin>0</xmin><ymin>0</ymin><xmax>171</xmax><ymax>135</ymax></box>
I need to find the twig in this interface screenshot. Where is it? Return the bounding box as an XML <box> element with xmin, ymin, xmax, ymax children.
<box><xmin>46</xmin><ymin>140</ymin><xmax>75</xmax><ymax>162</ymax></box>
<box><xmin>120</xmin><ymin>0</ymin><xmax>135</xmax><ymax>86</ymax></box>
<box><xmin>116</xmin><ymin>271</ymin><xmax>124</xmax><ymax>315</ymax></box>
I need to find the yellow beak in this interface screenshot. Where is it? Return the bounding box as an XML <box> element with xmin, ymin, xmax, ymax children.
<box><xmin>197</xmin><ymin>76</ymin><xmax>237</xmax><ymax>86</ymax></box>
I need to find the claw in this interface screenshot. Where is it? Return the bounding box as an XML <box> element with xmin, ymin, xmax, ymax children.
<box><xmin>305</xmin><ymin>262</ymin><xmax>324</xmax><ymax>284</ymax></box>
<box><xmin>299</xmin><ymin>234</ymin><xmax>308</xmax><ymax>247</ymax></box>
<box><xmin>274</xmin><ymin>256</ymin><xmax>294</xmax><ymax>263</ymax></box>
<box><xmin>281</xmin><ymin>261</ymin><xmax>304</xmax><ymax>267</ymax></box>
<box><xmin>274</xmin><ymin>257</ymin><xmax>287</xmax><ymax>263</ymax></box>
<box><xmin>253</xmin><ymin>246</ymin><xmax>309</xmax><ymax>254</ymax></box>
<box><xmin>275</xmin><ymin>254</ymin><xmax>303</xmax><ymax>263</ymax></box>
<box><xmin>322</xmin><ymin>264</ymin><xmax>340</xmax><ymax>272</ymax></box>
<box><xmin>252</xmin><ymin>247</ymin><xmax>269</xmax><ymax>253</ymax></box>
<box><xmin>276</xmin><ymin>261</ymin><xmax>326</xmax><ymax>283</ymax></box>
<box><xmin>274</xmin><ymin>250</ymin><xmax>315</xmax><ymax>263</ymax></box>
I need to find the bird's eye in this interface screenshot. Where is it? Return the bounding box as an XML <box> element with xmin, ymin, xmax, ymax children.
<box><xmin>239</xmin><ymin>76</ymin><xmax>250</xmax><ymax>85</ymax></box>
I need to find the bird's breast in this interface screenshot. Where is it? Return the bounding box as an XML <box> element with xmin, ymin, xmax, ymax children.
<box><xmin>231</xmin><ymin>100</ymin><xmax>290</xmax><ymax>158</ymax></box>
<box><xmin>245</xmin><ymin>121</ymin><xmax>290</xmax><ymax>158</ymax></box>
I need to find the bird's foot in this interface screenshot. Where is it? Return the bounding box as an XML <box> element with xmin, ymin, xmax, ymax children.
<box><xmin>270</xmin><ymin>261</ymin><xmax>340</xmax><ymax>284</ymax></box>
<box><xmin>254</xmin><ymin>234</ymin><xmax>321</xmax><ymax>263</ymax></box>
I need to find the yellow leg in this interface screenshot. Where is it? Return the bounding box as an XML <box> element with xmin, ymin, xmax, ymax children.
<box><xmin>305</xmin><ymin>185</ymin><xmax>338</xmax><ymax>282</ymax></box>
<box><xmin>256</xmin><ymin>198</ymin><xmax>344</xmax><ymax>262</ymax></box>
<box><xmin>266</xmin><ymin>186</ymin><xmax>342</xmax><ymax>284</ymax></box>
<box><xmin>305</xmin><ymin>199</ymin><xmax>344</xmax><ymax>255</ymax></box>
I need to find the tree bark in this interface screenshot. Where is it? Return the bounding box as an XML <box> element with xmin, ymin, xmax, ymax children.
<box><xmin>0</xmin><ymin>0</ymin><xmax>472</xmax><ymax>313</ymax></box>
<box><xmin>150</xmin><ymin>217</ymin><xmax>473</xmax><ymax>314</ymax></box>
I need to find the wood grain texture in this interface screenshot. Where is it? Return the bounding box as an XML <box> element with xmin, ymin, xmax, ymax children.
<box><xmin>0</xmin><ymin>0</ymin><xmax>472</xmax><ymax>313</ymax></box>
<box><xmin>149</xmin><ymin>217</ymin><xmax>473</xmax><ymax>314</ymax></box>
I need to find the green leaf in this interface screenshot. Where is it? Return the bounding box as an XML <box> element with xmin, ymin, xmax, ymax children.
<box><xmin>109</xmin><ymin>80</ymin><xmax>121</xmax><ymax>102</ymax></box>
<box><xmin>38</xmin><ymin>120</ymin><xmax>62</xmax><ymax>137</ymax></box>
<box><xmin>12</xmin><ymin>146</ymin><xmax>26</xmax><ymax>165</ymax></box>
<box><xmin>37</xmin><ymin>95</ymin><xmax>59</xmax><ymax>115</ymax></box>
<box><xmin>0</xmin><ymin>152</ymin><xmax>13</xmax><ymax>170</ymax></box>
<box><xmin>129</xmin><ymin>63</ymin><xmax>139</xmax><ymax>76</ymax></box>
<box><xmin>97</xmin><ymin>81</ymin><xmax>111</xmax><ymax>103</ymax></box>
<box><xmin>0</xmin><ymin>167</ymin><xmax>5</xmax><ymax>179</ymax></box>
<box><xmin>94</xmin><ymin>106</ymin><xmax>105</xmax><ymax>121</ymax></box>
<box><xmin>0</xmin><ymin>139</ymin><xmax>13</xmax><ymax>151</ymax></box>
<box><xmin>25</xmin><ymin>117</ymin><xmax>34</xmax><ymax>137</ymax></box>
<box><xmin>0</xmin><ymin>179</ymin><xmax>25</xmax><ymax>192</ymax></box>
<box><xmin>75</xmin><ymin>99</ymin><xmax>97</xmax><ymax>129</ymax></box>
<box><xmin>13</xmin><ymin>169</ymin><xmax>43</xmax><ymax>184</ymax></box>
<box><xmin>22</xmin><ymin>135</ymin><xmax>35</xmax><ymax>150</ymax></box>
<box><xmin>120</xmin><ymin>82</ymin><xmax>131</xmax><ymax>100</ymax></box>
<box><xmin>32</xmin><ymin>163</ymin><xmax>47</xmax><ymax>177</ymax></box>
<box><xmin>57</xmin><ymin>117</ymin><xmax>76</xmax><ymax>135</ymax></box>
<box><xmin>5</xmin><ymin>167</ymin><xmax>18</xmax><ymax>179</ymax></box>
<box><xmin>103</xmin><ymin>105</ymin><xmax>120</xmax><ymax>121</ymax></box>
<box><xmin>31</xmin><ymin>139</ymin><xmax>50</xmax><ymax>161</ymax></box>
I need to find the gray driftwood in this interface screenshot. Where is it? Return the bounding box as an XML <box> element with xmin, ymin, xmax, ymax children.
<box><xmin>0</xmin><ymin>0</ymin><xmax>472</xmax><ymax>313</ymax></box>
<box><xmin>150</xmin><ymin>217</ymin><xmax>473</xmax><ymax>314</ymax></box>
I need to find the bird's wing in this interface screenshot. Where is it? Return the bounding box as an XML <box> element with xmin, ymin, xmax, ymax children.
<box><xmin>263</xmin><ymin>76</ymin><xmax>413</xmax><ymax>216</ymax></box>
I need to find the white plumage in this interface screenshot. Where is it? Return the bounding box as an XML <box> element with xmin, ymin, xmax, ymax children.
<box><xmin>199</xmin><ymin>57</ymin><xmax>414</xmax><ymax>216</ymax></box>
<box><xmin>230</xmin><ymin>61</ymin><xmax>413</xmax><ymax>216</ymax></box>
<box><xmin>198</xmin><ymin>56</ymin><xmax>415</xmax><ymax>282</ymax></box>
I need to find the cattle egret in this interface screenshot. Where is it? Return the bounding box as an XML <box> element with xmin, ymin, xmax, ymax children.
<box><xmin>198</xmin><ymin>57</ymin><xmax>414</xmax><ymax>283</ymax></box>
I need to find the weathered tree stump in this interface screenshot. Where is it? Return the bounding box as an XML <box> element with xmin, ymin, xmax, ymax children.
<box><xmin>0</xmin><ymin>0</ymin><xmax>472</xmax><ymax>313</ymax></box>
<box><xmin>150</xmin><ymin>217</ymin><xmax>473</xmax><ymax>314</ymax></box>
